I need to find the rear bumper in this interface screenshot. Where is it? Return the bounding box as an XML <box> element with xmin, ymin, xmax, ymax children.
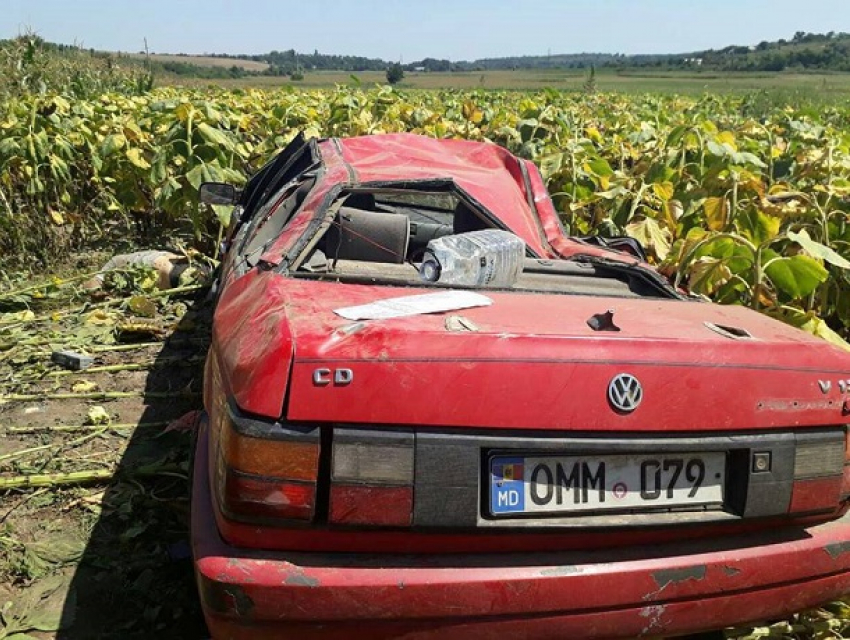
<box><xmin>192</xmin><ymin>426</ymin><xmax>850</xmax><ymax>640</ymax></box>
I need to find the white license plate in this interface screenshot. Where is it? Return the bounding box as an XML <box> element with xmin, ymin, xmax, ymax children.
<box><xmin>489</xmin><ymin>452</ymin><xmax>725</xmax><ymax>516</ymax></box>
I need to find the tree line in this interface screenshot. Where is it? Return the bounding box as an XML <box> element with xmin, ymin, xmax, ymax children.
<box><xmin>191</xmin><ymin>31</ymin><xmax>850</xmax><ymax>75</ymax></box>
<box><xmin>8</xmin><ymin>30</ymin><xmax>850</xmax><ymax>82</ymax></box>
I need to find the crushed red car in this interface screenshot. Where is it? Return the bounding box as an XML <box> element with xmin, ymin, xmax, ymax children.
<box><xmin>192</xmin><ymin>132</ymin><xmax>850</xmax><ymax>639</ymax></box>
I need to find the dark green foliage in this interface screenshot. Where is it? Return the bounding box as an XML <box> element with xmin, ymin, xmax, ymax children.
<box><xmin>0</xmin><ymin>35</ymin><xmax>154</xmax><ymax>100</ymax></box>
<box><xmin>583</xmin><ymin>65</ymin><xmax>597</xmax><ymax>94</ymax></box>
<box><xmin>386</xmin><ymin>63</ymin><xmax>404</xmax><ymax>85</ymax></box>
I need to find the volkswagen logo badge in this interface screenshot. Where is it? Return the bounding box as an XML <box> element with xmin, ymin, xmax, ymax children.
<box><xmin>608</xmin><ymin>374</ymin><xmax>643</xmax><ymax>413</ymax></box>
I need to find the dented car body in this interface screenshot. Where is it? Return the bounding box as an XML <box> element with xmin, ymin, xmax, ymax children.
<box><xmin>192</xmin><ymin>132</ymin><xmax>850</xmax><ymax>639</ymax></box>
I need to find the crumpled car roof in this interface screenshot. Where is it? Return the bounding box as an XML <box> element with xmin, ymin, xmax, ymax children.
<box><xmin>260</xmin><ymin>132</ymin><xmax>643</xmax><ymax>269</ymax></box>
<box><xmin>335</xmin><ymin>134</ymin><xmax>548</xmax><ymax>256</ymax></box>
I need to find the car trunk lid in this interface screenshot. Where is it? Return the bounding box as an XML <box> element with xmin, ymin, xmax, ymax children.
<box><xmin>283</xmin><ymin>278</ymin><xmax>849</xmax><ymax>433</ymax></box>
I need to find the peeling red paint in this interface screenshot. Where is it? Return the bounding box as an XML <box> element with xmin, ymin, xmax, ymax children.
<box><xmin>651</xmin><ymin>565</ymin><xmax>707</xmax><ymax>589</ymax></box>
<box><xmin>283</xmin><ymin>572</ymin><xmax>321</xmax><ymax>588</ymax></box>
<box><xmin>639</xmin><ymin>604</ymin><xmax>667</xmax><ymax>635</ymax></box>
<box><xmin>825</xmin><ymin>541</ymin><xmax>850</xmax><ymax>559</ymax></box>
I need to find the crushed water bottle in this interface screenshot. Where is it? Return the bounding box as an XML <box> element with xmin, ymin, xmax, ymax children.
<box><xmin>419</xmin><ymin>230</ymin><xmax>525</xmax><ymax>288</ymax></box>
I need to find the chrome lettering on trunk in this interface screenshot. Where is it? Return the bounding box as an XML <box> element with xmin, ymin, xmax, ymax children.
<box><xmin>313</xmin><ymin>368</ymin><xmax>354</xmax><ymax>386</ymax></box>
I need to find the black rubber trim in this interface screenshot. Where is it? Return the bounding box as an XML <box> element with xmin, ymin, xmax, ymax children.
<box><xmin>227</xmin><ymin>398</ymin><xmax>319</xmax><ymax>443</ymax></box>
<box><xmin>516</xmin><ymin>160</ymin><xmax>550</xmax><ymax>252</ymax></box>
<box><xmin>411</xmin><ymin>428</ymin><xmax>839</xmax><ymax>529</ymax></box>
<box><xmin>333</xmin><ymin>137</ymin><xmax>359</xmax><ymax>184</ymax></box>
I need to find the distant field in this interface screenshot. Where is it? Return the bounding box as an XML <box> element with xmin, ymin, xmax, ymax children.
<box><xmin>123</xmin><ymin>52</ymin><xmax>269</xmax><ymax>72</ymax></box>
<box><xmin>157</xmin><ymin>67</ymin><xmax>850</xmax><ymax>96</ymax></box>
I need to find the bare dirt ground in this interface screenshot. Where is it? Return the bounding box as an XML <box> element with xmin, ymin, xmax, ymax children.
<box><xmin>0</xmin><ymin>261</ymin><xmax>210</xmax><ymax>639</ymax></box>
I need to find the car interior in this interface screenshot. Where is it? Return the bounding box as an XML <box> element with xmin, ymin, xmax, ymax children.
<box><xmin>288</xmin><ymin>187</ymin><xmax>670</xmax><ymax>299</ymax></box>
<box><xmin>317</xmin><ymin>189</ymin><xmax>491</xmax><ymax>266</ymax></box>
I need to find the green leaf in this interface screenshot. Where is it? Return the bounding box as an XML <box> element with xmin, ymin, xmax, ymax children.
<box><xmin>625</xmin><ymin>217</ymin><xmax>671</xmax><ymax>261</ymax></box>
<box><xmin>707</xmin><ymin>140</ymin><xmax>732</xmax><ymax>158</ymax></box>
<box><xmin>652</xmin><ymin>181</ymin><xmax>675</xmax><ymax>201</ymax></box>
<box><xmin>196</xmin><ymin>123</ymin><xmax>236</xmax><ymax>151</ymax></box>
<box><xmin>120</xmin><ymin>521</ymin><xmax>150</xmax><ymax>542</ymax></box>
<box><xmin>802</xmin><ymin>315</ymin><xmax>850</xmax><ymax>351</ymax></box>
<box><xmin>15</xmin><ymin>574</ymin><xmax>74</xmax><ymax>633</ymax></box>
<box><xmin>150</xmin><ymin>152</ymin><xmax>168</xmax><ymax>184</ymax></box>
<box><xmin>211</xmin><ymin>204</ymin><xmax>233</xmax><ymax>226</ymax></box>
<box><xmin>585</xmin><ymin>157</ymin><xmax>614</xmax><ymax>178</ymax></box>
<box><xmin>703</xmin><ymin>197</ymin><xmax>728</xmax><ymax>231</ymax></box>
<box><xmin>0</xmin><ymin>138</ymin><xmax>21</xmax><ymax>156</ymax></box>
<box><xmin>593</xmin><ymin>186</ymin><xmax>630</xmax><ymax>201</ymax></box>
<box><xmin>688</xmin><ymin>257</ymin><xmax>733</xmax><ymax>296</ymax></box>
<box><xmin>732</xmin><ymin>151</ymin><xmax>767</xmax><ymax>168</ymax></box>
<box><xmin>787</xmin><ymin>229</ymin><xmax>850</xmax><ymax>269</ymax></box>
<box><xmin>665</xmin><ymin>125</ymin><xmax>688</xmax><ymax>148</ymax></box>
<box><xmin>184</xmin><ymin>164</ymin><xmax>206</xmax><ymax>191</ymax></box>
<box><xmin>126</xmin><ymin>148</ymin><xmax>151</xmax><ymax>170</ymax></box>
<box><xmin>127</xmin><ymin>295</ymin><xmax>157</xmax><ymax>317</ymax></box>
<box><xmin>736</xmin><ymin>208</ymin><xmax>780</xmax><ymax>246</ymax></box>
<box><xmin>27</xmin><ymin>537</ymin><xmax>85</xmax><ymax>564</ymax></box>
<box><xmin>695</xmin><ymin>235</ymin><xmax>737</xmax><ymax>261</ymax></box>
<box><xmin>49</xmin><ymin>155</ymin><xmax>71</xmax><ymax>182</ymax></box>
<box><xmin>769</xmin><ymin>308</ymin><xmax>850</xmax><ymax>352</ymax></box>
<box><xmin>100</xmin><ymin>133</ymin><xmax>127</xmax><ymax>157</ymax></box>
<box><xmin>764</xmin><ymin>254</ymin><xmax>828</xmax><ymax>299</ymax></box>
<box><xmin>157</xmin><ymin>177</ymin><xmax>182</xmax><ymax>205</ymax></box>
<box><xmin>185</xmin><ymin>162</ymin><xmax>223</xmax><ymax>191</ymax></box>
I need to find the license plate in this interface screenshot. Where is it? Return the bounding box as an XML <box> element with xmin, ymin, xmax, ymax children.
<box><xmin>489</xmin><ymin>452</ymin><xmax>725</xmax><ymax>516</ymax></box>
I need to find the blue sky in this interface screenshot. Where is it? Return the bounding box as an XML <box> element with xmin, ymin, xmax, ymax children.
<box><xmin>2</xmin><ymin>0</ymin><xmax>849</xmax><ymax>61</ymax></box>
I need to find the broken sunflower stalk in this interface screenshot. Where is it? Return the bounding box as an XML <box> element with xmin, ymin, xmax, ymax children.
<box><xmin>0</xmin><ymin>269</ymin><xmax>107</xmax><ymax>302</ymax></box>
<box><xmin>6</xmin><ymin>421</ymin><xmax>169</xmax><ymax>434</ymax></box>
<box><xmin>7</xmin><ymin>354</ymin><xmax>206</xmax><ymax>383</ymax></box>
<box><xmin>0</xmin><ymin>427</ymin><xmax>109</xmax><ymax>465</ymax></box>
<box><xmin>0</xmin><ymin>390</ymin><xmax>200</xmax><ymax>402</ymax></box>
<box><xmin>0</xmin><ymin>469</ymin><xmax>115</xmax><ymax>490</ymax></box>
<box><xmin>0</xmin><ymin>458</ymin><xmax>191</xmax><ymax>491</ymax></box>
<box><xmin>86</xmin><ymin>338</ymin><xmax>208</xmax><ymax>353</ymax></box>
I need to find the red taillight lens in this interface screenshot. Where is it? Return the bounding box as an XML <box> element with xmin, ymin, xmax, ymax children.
<box><xmin>789</xmin><ymin>432</ymin><xmax>845</xmax><ymax>515</ymax></box>
<box><xmin>328</xmin><ymin>428</ymin><xmax>414</xmax><ymax>528</ymax></box>
<box><xmin>789</xmin><ymin>476</ymin><xmax>842</xmax><ymax>513</ymax></box>
<box><xmin>330</xmin><ymin>485</ymin><xmax>413</xmax><ymax>527</ymax></box>
<box><xmin>210</xmin><ymin>392</ymin><xmax>320</xmax><ymax>524</ymax></box>
<box><xmin>223</xmin><ymin>470</ymin><xmax>315</xmax><ymax>520</ymax></box>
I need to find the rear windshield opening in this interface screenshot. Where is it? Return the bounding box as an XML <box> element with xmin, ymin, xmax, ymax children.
<box><xmin>295</xmin><ymin>186</ymin><xmax>674</xmax><ymax>300</ymax></box>
<box><xmin>306</xmin><ymin>186</ymin><xmax>498</xmax><ymax>268</ymax></box>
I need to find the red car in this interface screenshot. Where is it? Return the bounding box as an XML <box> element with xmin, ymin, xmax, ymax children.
<box><xmin>193</xmin><ymin>132</ymin><xmax>850</xmax><ymax>639</ymax></box>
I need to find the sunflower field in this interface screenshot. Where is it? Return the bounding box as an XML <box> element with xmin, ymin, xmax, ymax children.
<box><xmin>1</xmin><ymin>84</ymin><xmax>849</xmax><ymax>347</ymax></box>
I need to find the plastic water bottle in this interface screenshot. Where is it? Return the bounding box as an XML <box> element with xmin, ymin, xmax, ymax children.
<box><xmin>419</xmin><ymin>230</ymin><xmax>525</xmax><ymax>287</ymax></box>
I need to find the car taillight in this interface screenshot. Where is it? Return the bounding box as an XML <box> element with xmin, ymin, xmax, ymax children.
<box><xmin>789</xmin><ymin>431</ymin><xmax>845</xmax><ymax>514</ymax></box>
<box><xmin>213</xmin><ymin>395</ymin><xmax>320</xmax><ymax>523</ymax></box>
<box><xmin>329</xmin><ymin>428</ymin><xmax>414</xmax><ymax>527</ymax></box>
<box><xmin>222</xmin><ymin>470</ymin><xmax>316</xmax><ymax>520</ymax></box>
